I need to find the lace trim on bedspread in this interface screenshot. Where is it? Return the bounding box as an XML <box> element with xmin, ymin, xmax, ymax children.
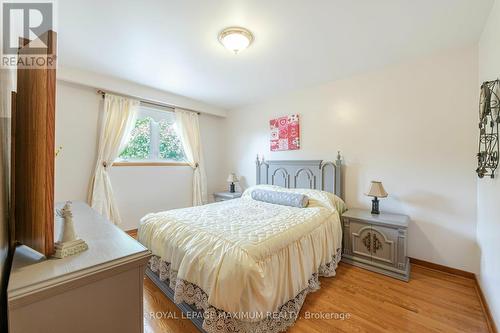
<box><xmin>148</xmin><ymin>248</ymin><xmax>341</xmax><ymax>333</ymax></box>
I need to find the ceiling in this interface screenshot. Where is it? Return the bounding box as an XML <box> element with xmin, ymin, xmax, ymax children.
<box><xmin>57</xmin><ymin>0</ymin><xmax>493</xmax><ymax>109</ymax></box>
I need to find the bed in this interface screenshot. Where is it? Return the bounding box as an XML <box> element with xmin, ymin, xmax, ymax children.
<box><xmin>138</xmin><ymin>157</ymin><xmax>345</xmax><ymax>333</ymax></box>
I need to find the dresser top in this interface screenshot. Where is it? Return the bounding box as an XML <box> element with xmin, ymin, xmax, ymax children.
<box><xmin>8</xmin><ymin>202</ymin><xmax>151</xmax><ymax>300</ymax></box>
<box><xmin>342</xmin><ymin>208</ymin><xmax>409</xmax><ymax>227</ymax></box>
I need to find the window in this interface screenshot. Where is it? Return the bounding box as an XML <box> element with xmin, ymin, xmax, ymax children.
<box><xmin>117</xmin><ymin>106</ymin><xmax>186</xmax><ymax>164</ymax></box>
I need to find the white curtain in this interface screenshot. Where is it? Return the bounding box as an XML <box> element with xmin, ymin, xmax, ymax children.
<box><xmin>88</xmin><ymin>94</ymin><xmax>139</xmax><ymax>224</ymax></box>
<box><xmin>175</xmin><ymin>109</ymin><xmax>207</xmax><ymax>206</ymax></box>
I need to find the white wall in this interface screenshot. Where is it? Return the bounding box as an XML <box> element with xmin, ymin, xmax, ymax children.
<box><xmin>58</xmin><ymin>67</ymin><xmax>227</xmax><ymax>118</ymax></box>
<box><xmin>55</xmin><ymin>82</ymin><xmax>99</xmax><ymax>203</ymax></box>
<box><xmin>55</xmin><ymin>79</ymin><xmax>227</xmax><ymax>231</ymax></box>
<box><xmin>478</xmin><ymin>0</ymin><xmax>500</xmax><ymax>326</ymax></box>
<box><xmin>226</xmin><ymin>46</ymin><xmax>479</xmax><ymax>273</ymax></box>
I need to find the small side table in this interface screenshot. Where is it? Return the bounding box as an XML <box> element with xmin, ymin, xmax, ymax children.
<box><xmin>341</xmin><ymin>208</ymin><xmax>410</xmax><ymax>281</ymax></box>
<box><xmin>213</xmin><ymin>191</ymin><xmax>242</xmax><ymax>202</ymax></box>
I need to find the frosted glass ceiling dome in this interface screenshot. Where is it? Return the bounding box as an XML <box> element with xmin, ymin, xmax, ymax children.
<box><xmin>218</xmin><ymin>27</ymin><xmax>254</xmax><ymax>54</ymax></box>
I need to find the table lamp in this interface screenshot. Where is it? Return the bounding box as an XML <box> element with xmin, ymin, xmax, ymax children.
<box><xmin>227</xmin><ymin>173</ymin><xmax>239</xmax><ymax>193</ymax></box>
<box><xmin>366</xmin><ymin>181</ymin><xmax>388</xmax><ymax>214</ymax></box>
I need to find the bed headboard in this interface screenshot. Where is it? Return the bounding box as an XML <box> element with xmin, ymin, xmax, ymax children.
<box><xmin>255</xmin><ymin>153</ymin><xmax>343</xmax><ymax>199</ymax></box>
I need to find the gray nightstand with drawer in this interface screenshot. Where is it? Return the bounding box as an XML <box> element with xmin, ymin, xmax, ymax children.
<box><xmin>341</xmin><ymin>208</ymin><xmax>410</xmax><ymax>281</ymax></box>
<box><xmin>213</xmin><ymin>191</ymin><xmax>242</xmax><ymax>202</ymax></box>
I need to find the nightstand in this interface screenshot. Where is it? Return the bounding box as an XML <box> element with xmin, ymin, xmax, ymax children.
<box><xmin>341</xmin><ymin>208</ymin><xmax>410</xmax><ymax>281</ymax></box>
<box><xmin>213</xmin><ymin>191</ymin><xmax>242</xmax><ymax>202</ymax></box>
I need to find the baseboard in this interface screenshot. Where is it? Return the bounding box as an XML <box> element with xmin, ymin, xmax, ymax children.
<box><xmin>409</xmin><ymin>257</ymin><xmax>474</xmax><ymax>279</ymax></box>
<box><xmin>474</xmin><ymin>276</ymin><xmax>498</xmax><ymax>333</ymax></box>
<box><xmin>409</xmin><ymin>257</ymin><xmax>497</xmax><ymax>333</ymax></box>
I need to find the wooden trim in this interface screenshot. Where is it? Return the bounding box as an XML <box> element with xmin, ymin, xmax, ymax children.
<box><xmin>409</xmin><ymin>257</ymin><xmax>475</xmax><ymax>279</ymax></box>
<box><xmin>474</xmin><ymin>276</ymin><xmax>499</xmax><ymax>333</ymax></box>
<box><xmin>112</xmin><ymin>162</ymin><xmax>190</xmax><ymax>167</ymax></box>
<box><xmin>14</xmin><ymin>30</ymin><xmax>56</xmax><ymax>256</ymax></box>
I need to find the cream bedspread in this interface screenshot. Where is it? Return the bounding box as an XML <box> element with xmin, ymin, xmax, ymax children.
<box><xmin>138</xmin><ymin>185</ymin><xmax>345</xmax><ymax>317</ymax></box>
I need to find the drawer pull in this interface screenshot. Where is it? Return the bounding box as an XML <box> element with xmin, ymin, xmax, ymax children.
<box><xmin>373</xmin><ymin>234</ymin><xmax>383</xmax><ymax>254</ymax></box>
<box><xmin>362</xmin><ymin>232</ymin><xmax>371</xmax><ymax>252</ymax></box>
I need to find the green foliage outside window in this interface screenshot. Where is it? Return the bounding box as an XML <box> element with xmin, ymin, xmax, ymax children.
<box><xmin>119</xmin><ymin>117</ymin><xmax>151</xmax><ymax>160</ymax></box>
<box><xmin>119</xmin><ymin>115</ymin><xmax>186</xmax><ymax>161</ymax></box>
<box><xmin>159</xmin><ymin>120</ymin><xmax>186</xmax><ymax>161</ymax></box>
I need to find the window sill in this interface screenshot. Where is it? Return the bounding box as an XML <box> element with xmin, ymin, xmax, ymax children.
<box><xmin>112</xmin><ymin>162</ymin><xmax>190</xmax><ymax>167</ymax></box>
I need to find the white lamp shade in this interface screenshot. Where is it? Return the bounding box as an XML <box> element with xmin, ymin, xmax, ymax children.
<box><xmin>227</xmin><ymin>173</ymin><xmax>239</xmax><ymax>183</ymax></box>
<box><xmin>365</xmin><ymin>181</ymin><xmax>388</xmax><ymax>198</ymax></box>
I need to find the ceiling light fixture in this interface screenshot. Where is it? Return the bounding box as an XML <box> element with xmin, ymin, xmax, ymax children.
<box><xmin>218</xmin><ymin>27</ymin><xmax>254</xmax><ymax>54</ymax></box>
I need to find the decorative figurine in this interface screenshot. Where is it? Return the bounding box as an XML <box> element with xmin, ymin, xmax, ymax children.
<box><xmin>53</xmin><ymin>201</ymin><xmax>88</xmax><ymax>258</ymax></box>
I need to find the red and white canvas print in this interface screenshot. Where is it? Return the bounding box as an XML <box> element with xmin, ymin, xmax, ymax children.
<box><xmin>270</xmin><ymin>114</ymin><xmax>300</xmax><ymax>151</ymax></box>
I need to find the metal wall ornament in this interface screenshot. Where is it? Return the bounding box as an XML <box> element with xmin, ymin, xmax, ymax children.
<box><xmin>476</xmin><ymin>79</ymin><xmax>500</xmax><ymax>179</ymax></box>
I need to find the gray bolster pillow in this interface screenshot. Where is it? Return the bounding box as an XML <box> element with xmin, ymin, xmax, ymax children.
<box><xmin>251</xmin><ymin>189</ymin><xmax>309</xmax><ymax>208</ymax></box>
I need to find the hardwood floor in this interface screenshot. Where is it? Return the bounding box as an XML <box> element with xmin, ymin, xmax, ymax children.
<box><xmin>126</xmin><ymin>229</ymin><xmax>490</xmax><ymax>333</ymax></box>
<box><xmin>142</xmin><ymin>262</ymin><xmax>490</xmax><ymax>333</ymax></box>
<box><xmin>127</xmin><ymin>229</ymin><xmax>138</xmax><ymax>238</ymax></box>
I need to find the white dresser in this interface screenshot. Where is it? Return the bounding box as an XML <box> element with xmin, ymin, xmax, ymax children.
<box><xmin>7</xmin><ymin>202</ymin><xmax>151</xmax><ymax>333</ymax></box>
